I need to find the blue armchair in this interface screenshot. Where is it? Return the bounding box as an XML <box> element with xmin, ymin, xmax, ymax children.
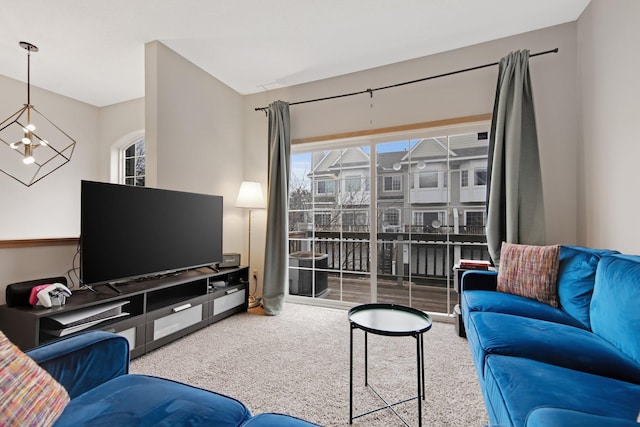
<box><xmin>25</xmin><ymin>331</ymin><xmax>317</xmax><ymax>427</ymax></box>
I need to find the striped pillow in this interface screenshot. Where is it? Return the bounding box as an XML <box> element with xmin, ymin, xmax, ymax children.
<box><xmin>0</xmin><ymin>330</ymin><xmax>70</xmax><ymax>426</ymax></box>
<box><xmin>497</xmin><ymin>242</ymin><xmax>560</xmax><ymax>307</ymax></box>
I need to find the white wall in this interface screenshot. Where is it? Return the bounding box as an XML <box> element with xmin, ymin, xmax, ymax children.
<box><xmin>243</xmin><ymin>23</ymin><xmax>581</xmax><ymax>295</ymax></box>
<box><xmin>577</xmin><ymin>0</ymin><xmax>640</xmax><ymax>253</ymax></box>
<box><xmin>145</xmin><ymin>41</ymin><xmax>246</xmax><ymax>260</ymax></box>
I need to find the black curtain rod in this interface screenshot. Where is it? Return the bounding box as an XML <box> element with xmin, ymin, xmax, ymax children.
<box><xmin>255</xmin><ymin>48</ymin><xmax>558</xmax><ymax>113</ymax></box>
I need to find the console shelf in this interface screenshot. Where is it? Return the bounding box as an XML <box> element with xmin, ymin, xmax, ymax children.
<box><xmin>0</xmin><ymin>266</ymin><xmax>249</xmax><ymax>358</ymax></box>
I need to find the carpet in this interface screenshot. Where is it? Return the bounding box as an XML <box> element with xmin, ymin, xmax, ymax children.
<box><xmin>130</xmin><ymin>303</ymin><xmax>487</xmax><ymax>426</ymax></box>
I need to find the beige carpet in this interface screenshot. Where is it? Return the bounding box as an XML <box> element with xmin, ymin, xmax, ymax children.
<box><xmin>130</xmin><ymin>303</ymin><xmax>488</xmax><ymax>426</ymax></box>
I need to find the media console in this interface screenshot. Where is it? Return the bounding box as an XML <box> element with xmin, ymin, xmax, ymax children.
<box><xmin>0</xmin><ymin>266</ymin><xmax>249</xmax><ymax>358</ymax></box>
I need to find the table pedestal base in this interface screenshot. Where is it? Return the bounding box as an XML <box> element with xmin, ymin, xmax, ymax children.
<box><xmin>349</xmin><ymin>328</ymin><xmax>426</xmax><ymax>427</ymax></box>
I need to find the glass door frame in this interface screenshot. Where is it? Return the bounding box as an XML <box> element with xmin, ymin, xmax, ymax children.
<box><xmin>287</xmin><ymin>118</ymin><xmax>491</xmax><ymax>318</ymax></box>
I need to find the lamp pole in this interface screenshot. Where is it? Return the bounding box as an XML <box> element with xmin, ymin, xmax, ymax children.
<box><xmin>235</xmin><ymin>181</ymin><xmax>265</xmax><ymax>308</ymax></box>
<box><xmin>247</xmin><ymin>208</ymin><xmax>253</xmax><ymax>275</ymax></box>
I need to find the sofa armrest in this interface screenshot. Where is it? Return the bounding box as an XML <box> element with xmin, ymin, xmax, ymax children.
<box><xmin>461</xmin><ymin>270</ymin><xmax>498</xmax><ymax>292</ymax></box>
<box><xmin>26</xmin><ymin>330</ymin><xmax>129</xmax><ymax>399</ymax></box>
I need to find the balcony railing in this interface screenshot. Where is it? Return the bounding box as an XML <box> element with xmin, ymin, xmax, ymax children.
<box><xmin>289</xmin><ymin>229</ymin><xmax>490</xmax><ymax>289</ymax></box>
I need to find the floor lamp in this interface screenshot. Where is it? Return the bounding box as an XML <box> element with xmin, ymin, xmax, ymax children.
<box><xmin>236</xmin><ymin>181</ymin><xmax>265</xmax><ymax>308</ymax></box>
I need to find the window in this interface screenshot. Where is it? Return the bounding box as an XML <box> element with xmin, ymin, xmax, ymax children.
<box><xmin>123</xmin><ymin>138</ymin><xmax>145</xmax><ymax>186</ymax></box>
<box><xmin>314</xmin><ymin>212</ymin><xmax>332</xmax><ymax>228</ymax></box>
<box><xmin>466</xmin><ymin>211</ymin><xmax>485</xmax><ymax>226</ymax></box>
<box><xmin>317</xmin><ymin>180</ymin><xmax>335</xmax><ymax>194</ymax></box>
<box><xmin>383</xmin><ymin>208</ymin><xmax>400</xmax><ymax>226</ymax></box>
<box><xmin>343</xmin><ymin>211</ymin><xmax>368</xmax><ymax>227</ymax></box>
<box><xmin>460</xmin><ymin>170</ymin><xmax>469</xmax><ymax>187</ymax></box>
<box><xmin>413</xmin><ymin>211</ymin><xmax>443</xmax><ymax>227</ymax></box>
<box><xmin>383</xmin><ymin>175</ymin><xmax>402</xmax><ymax>192</ymax></box>
<box><xmin>475</xmin><ymin>168</ymin><xmax>487</xmax><ymax>186</ymax></box>
<box><xmin>288</xmin><ymin>121</ymin><xmax>490</xmax><ymax>314</ymax></box>
<box><xmin>345</xmin><ymin>176</ymin><xmax>362</xmax><ymax>192</ymax></box>
<box><xmin>419</xmin><ymin>172</ymin><xmax>438</xmax><ymax>188</ymax></box>
<box><xmin>465</xmin><ymin>211</ymin><xmax>485</xmax><ymax>234</ymax></box>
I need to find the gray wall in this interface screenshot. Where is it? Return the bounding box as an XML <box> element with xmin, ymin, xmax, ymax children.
<box><xmin>145</xmin><ymin>41</ymin><xmax>246</xmax><ymax>259</ymax></box>
<box><xmin>243</xmin><ymin>22</ymin><xmax>580</xmax><ymax>295</ymax></box>
<box><xmin>577</xmin><ymin>0</ymin><xmax>640</xmax><ymax>253</ymax></box>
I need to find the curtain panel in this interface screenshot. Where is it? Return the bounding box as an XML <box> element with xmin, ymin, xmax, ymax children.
<box><xmin>262</xmin><ymin>101</ymin><xmax>291</xmax><ymax>315</ymax></box>
<box><xmin>486</xmin><ymin>50</ymin><xmax>546</xmax><ymax>266</ymax></box>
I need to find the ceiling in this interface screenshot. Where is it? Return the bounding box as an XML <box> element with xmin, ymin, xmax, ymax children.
<box><xmin>0</xmin><ymin>0</ymin><xmax>590</xmax><ymax>107</ymax></box>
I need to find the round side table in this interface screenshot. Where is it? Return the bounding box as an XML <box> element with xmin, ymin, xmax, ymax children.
<box><xmin>348</xmin><ymin>303</ymin><xmax>432</xmax><ymax>426</ymax></box>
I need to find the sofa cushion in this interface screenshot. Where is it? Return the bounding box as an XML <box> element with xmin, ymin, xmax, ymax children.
<box><xmin>484</xmin><ymin>355</ymin><xmax>640</xmax><ymax>427</ymax></box>
<box><xmin>591</xmin><ymin>254</ymin><xmax>640</xmax><ymax>366</ymax></box>
<box><xmin>526</xmin><ymin>407</ymin><xmax>640</xmax><ymax>427</ymax></box>
<box><xmin>54</xmin><ymin>374</ymin><xmax>251</xmax><ymax>427</ymax></box>
<box><xmin>466</xmin><ymin>311</ymin><xmax>640</xmax><ymax>384</ymax></box>
<box><xmin>557</xmin><ymin>245</ymin><xmax>618</xmax><ymax>330</ymax></box>
<box><xmin>461</xmin><ymin>290</ymin><xmax>586</xmax><ymax>330</ymax></box>
<box><xmin>0</xmin><ymin>330</ymin><xmax>70</xmax><ymax>426</ymax></box>
<box><xmin>497</xmin><ymin>243</ymin><xmax>560</xmax><ymax>307</ymax></box>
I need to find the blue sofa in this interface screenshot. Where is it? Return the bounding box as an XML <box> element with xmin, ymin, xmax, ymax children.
<box><xmin>461</xmin><ymin>246</ymin><xmax>640</xmax><ymax>427</ymax></box>
<box><xmin>25</xmin><ymin>330</ymin><xmax>318</xmax><ymax>427</ymax></box>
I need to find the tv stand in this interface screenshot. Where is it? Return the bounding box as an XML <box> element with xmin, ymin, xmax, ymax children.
<box><xmin>0</xmin><ymin>266</ymin><xmax>249</xmax><ymax>358</ymax></box>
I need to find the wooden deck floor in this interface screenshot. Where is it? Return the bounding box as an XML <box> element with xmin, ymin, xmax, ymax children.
<box><xmin>316</xmin><ymin>275</ymin><xmax>457</xmax><ymax>314</ymax></box>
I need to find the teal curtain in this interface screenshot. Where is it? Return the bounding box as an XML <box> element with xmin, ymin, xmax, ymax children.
<box><xmin>262</xmin><ymin>101</ymin><xmax>290</xmax><ymax>315</ymax></box>
<box><xmin>486</xmin><ymin>50</ymin><xmax>546</xmax><ymax>266</ymax></box>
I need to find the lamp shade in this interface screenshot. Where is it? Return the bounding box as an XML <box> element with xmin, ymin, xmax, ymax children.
<box><xmin>236</xmin><ymin>181</ymin><xmax>265</xmax><ymax>209</ymax></box>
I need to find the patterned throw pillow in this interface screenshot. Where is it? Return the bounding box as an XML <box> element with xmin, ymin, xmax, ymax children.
<box><xmin>497</xmin><ymin>242</ymin><xmax>561</xmax><ymax>307</ymax></box>
<box><xmin>0</xmin><ymin>330</ymin><xmax>70</xmax><ymax>426</ymax></box>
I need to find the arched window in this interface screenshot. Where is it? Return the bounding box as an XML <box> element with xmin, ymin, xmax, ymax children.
<box><xmin>122</xmin><ymin>138</ymin><xmax>145</xmax><ymax>186</ymax></box>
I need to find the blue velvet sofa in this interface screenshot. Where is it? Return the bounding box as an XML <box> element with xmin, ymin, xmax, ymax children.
<box><xmin>26</xmin><ymin>330</ymin><xmax>318</xmax><ymax>426</ymax></box>
<box><xmin>461</xmin><ymin>246</ymin><xmax>640</xmax><ymax>427</ymax></box>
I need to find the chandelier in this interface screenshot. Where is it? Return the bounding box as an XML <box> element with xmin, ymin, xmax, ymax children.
<box><xmin>0</xmin><ymin>42</ymin><xmax>76</xmax><ymax>187</ymax></box>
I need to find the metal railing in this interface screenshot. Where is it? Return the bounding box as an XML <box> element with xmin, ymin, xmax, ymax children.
<box><xmin>289</xmin><ymin>229</ymin><xmax>490</xmax><ymax>288</ymax></box>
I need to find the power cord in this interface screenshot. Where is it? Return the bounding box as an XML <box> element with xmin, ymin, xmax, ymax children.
<box><xmin>66</xmin><ymin>240</ymin><xmax>82</xmax><ymax>290</ymax></box>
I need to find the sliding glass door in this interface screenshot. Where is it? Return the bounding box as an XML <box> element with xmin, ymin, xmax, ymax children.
<box><xmin>288</xmin><ymin>122</ymin><xmax>490</xmax><ymax>315</ymax></box>
<box><xmin>289</xmin><ymin>147</ymin><xmax>372</xmax><ymax>303</ymax></box>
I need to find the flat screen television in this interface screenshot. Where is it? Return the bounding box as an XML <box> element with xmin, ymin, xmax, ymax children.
<box><xmin>80</xmin><ymin>180</ymin><xmax>223</xmax><ymax>287</ymax></box>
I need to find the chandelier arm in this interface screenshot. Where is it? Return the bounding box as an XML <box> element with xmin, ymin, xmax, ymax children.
<box><xmin>0</xmin><ymin>106</ymin><xmax>29</xmax><ymax>130</ymax></box>
<box><xmin>29</xmin><ymin>107</ymin><xmax>78</xmax><ymax>144</ymax></box>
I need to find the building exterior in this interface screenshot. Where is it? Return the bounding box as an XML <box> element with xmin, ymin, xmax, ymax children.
<box><xmin>298</xmin><ymin>132</ymin><xmax>489</xmax><ymax>236</ymax></box>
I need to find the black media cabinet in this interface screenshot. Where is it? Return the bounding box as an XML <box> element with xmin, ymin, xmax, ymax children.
<box><xmin>0</xmin><ymin>266</ymin><xmax>249</xmax><ymax>358</ymax></box>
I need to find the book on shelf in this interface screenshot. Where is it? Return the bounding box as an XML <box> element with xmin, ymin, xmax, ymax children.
<box><xmin>458</xmin><ymin>259</ymin><xmax>492</xmax><ymax>270</ymax></box>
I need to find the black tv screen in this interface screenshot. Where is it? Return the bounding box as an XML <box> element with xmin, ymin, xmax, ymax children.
<box><xmin>80</xmin><ymin>180</ymin><xmax>223</xmax><ymax>286</ymax></box>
